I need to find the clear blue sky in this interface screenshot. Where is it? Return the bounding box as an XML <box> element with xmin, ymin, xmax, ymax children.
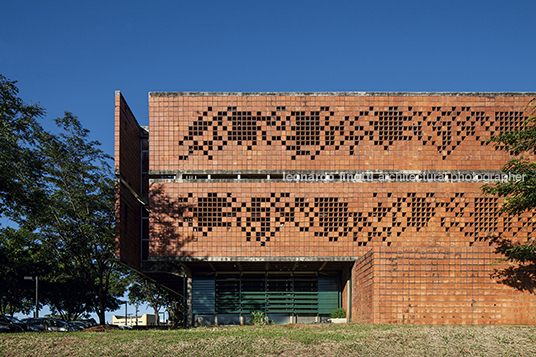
<box><xmin>3</xmin><ymin>0</ymin><xmax>535</xmax><ymax>321</ymax></box>
<box><xmin>2</xmin><ymin>0</ymin><xmax>535</xmax><ymax>156</ymax></box>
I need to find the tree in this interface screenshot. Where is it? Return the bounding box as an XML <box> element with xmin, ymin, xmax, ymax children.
<box><xmin>0</xmin><ymin>227</ymin><xmax>49</xmax><ymax>316</ymax></box>
<box><xmin>43</xmin><ymin>275</ymin><xmax>95</xmax><ymax>322</ymax></box>
<box><xmin>0</xmin><ymin>75</ymin><xmax>45</xmax><ymax>220</ymax></box>
<box><xmin>481</xmin><ymin>99</ymin><xmax>536</xmax><ymax>290</ymax></box>
<box><xmin>35</xmin><ymin>113</ymin><xmax>127</xmax><ymax>324</ymax></box>
<box><xmin>166</xmin><ymin>298</ymin><xmax>185</xmax><ymax>328</ymax></box>
<box><xmin>128</xmin><ymin>273</ymin><xmax>179</xmax><ymax>326</ymax></box>
<box><xmin>0</xmin><ymin>75</ymin><xmax>127</xmax><ymax>323</ymax></box>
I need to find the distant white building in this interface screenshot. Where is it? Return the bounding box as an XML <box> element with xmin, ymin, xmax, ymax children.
<box><xmin>112</xmin><ymin>314</ymin><xmax>157</xmax><ymax>326</ymax></box>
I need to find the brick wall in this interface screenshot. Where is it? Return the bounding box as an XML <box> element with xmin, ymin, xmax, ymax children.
<box><xmin>148</xmin><ymin>182</ymin><xmax>534</xmax><ymax>258</ymax></box>
<box><xmin>353</xmin><ymin>249</ymin><xmax>375</xmax><ymax>323</ymax></box>
<box><xmin>353</xmin><ymin>247</ymin><xmax>536</xmax><ymax>325</ymax></box>
<box><xmin>115</xmin><ymin>91</ymin><xmax>145</xmax><ymax>269</ymax></box>
<box><xmin>142</xmin><ymin>92</ymin><xmax>536</xmax><ymax>324</ymax></box>
<box><xmin>148</xmin><ymin>93</ymin><xmax>532</xmax><ymax>172</ymax></box>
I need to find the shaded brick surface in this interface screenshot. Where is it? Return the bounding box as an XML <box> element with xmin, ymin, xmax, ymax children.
<box><xmin>115</xmin><ymin>92</ymin><xmax>146</xmax><ymax>269</ymax></box>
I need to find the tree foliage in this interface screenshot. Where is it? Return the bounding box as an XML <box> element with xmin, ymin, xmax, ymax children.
<box><xmin>481</xmin><ymin>99</ymin><xmax>536</xmax><ymax>274</ymax></box>
<box><xmin>0</xmin><ymin>75</ymin><xmax>45</xmax><ymax>219</ymax></box>
<box><xmin>128</xmin><ymin>273</ymin><xmax>182</xmax><ymax>326</ymax></box>
<box><xmin>34</xmin><ymin>113</ymin><xmax>127</xmax><ymax>324</ymax></box>
<box><xmin>43</xmin><ymin>275</ymin><xmax>95</xmax><ymax>322</ymax></box>
<box><xmin>0</xmin><ymin>75</ymin><xmax>128</xmax><ymax>322</ymax></box>
<box><xmin>0</xmin><ymin>227</ymin><xmax>49</xmax><ymax>315</ymax></box>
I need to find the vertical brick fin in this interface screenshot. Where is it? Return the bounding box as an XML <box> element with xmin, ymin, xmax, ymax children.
<box><xmin>353</xmin><ymin>249</ymin><xmax>375</xmax><ymax>323</ymax></box>
<box><xmin>115</xmin><ymin>91</ymin><xmax>146</xmax><ymax>269</ymax></box>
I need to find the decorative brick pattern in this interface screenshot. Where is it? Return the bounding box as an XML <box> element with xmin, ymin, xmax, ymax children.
<box><xmin>149</xmin><ymin>183</ymin><xmax>534</xmax><ymax>258</ymax></box>
<box><xmin>149</xmin><ymin>94</ymin><xmax>532</xmax><ymax>171</ymax></box>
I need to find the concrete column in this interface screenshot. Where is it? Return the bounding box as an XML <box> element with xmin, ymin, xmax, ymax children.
<box><xmin>186</xmin><ymin>277</ymin><xmax>193</xmax><ymax>327</ymax></box>
<box><xmin>347</xmin><ymin>264</ymin><xmax>353</xmax><ymax>322</ymax></box>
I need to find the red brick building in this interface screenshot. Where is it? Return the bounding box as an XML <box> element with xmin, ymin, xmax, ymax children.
<box><xmin>115</xmin><ymin>91</ymin><xmax>536</xmax><ymax>325</ymax></box>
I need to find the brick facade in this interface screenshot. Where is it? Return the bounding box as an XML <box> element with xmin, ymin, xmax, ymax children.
<box><xmin>353</xmin><ymin>247</ymin><xmax>536</xmax><ymax>325</ymax></box>
<box><xmin>148</xmin><ymin>182</ymin><xmax>534</xmax><ymax>259</ymax></box>
<box><xmin>148</xmin><ymin>93</ymin><xmax>528</xmax><ymax>172</ymax></box>
<box><xmin>116</xmin><ymin>91</ymin><xmax>536</xmax><ymax>325</ymax></box>
<box><xmin>114</xmin><ymin>91</ymin><xmax>148</xmax><ymax>270</ymax></box>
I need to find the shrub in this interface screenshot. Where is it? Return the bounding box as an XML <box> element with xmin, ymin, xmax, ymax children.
<box><xmin>247</xmin><ymin>311</ymin><xmax>274</xmax><ymax>325</ymax></box>
<box><xmin>330</xmin><ymin>308</ymin><xmax>346</xmax><ymax>319</ymax></box>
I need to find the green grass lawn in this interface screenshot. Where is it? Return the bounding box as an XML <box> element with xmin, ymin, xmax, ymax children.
<box><xmin>1</xmin><ymin>323</ymin><xmax>536</xmax><ymax>357</ymax></box>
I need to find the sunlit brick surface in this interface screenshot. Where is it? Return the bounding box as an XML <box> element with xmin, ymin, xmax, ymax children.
<box><xmin>129</xmin><ymin>92</ymin><xmax>536</xmax><ymax>325</ymax></box>
<box><xmin>149</xmin><ymin>93</ymin><xmax>531</xmax><ymax>171</ymax></box>
<box><xmin>353</xmin><ymin>247</ymin><xmax>536</xmax><ymax>325</ymax></box>
<box><xmin>149</xmin><ymin>183</ymin><xmax>534</xmax><ymax>258</ymax></box>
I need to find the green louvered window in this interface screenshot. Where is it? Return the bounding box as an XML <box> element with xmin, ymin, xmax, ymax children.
<box><xmin>318</xmin><ymin>274</ymin><xmax>340</xmax><ymax>315</ymax></box>
<box><xmin>241</xmin><ymin>273</ymin><xmax>266</xmax><ymax>313</ymax></box>
<box><xmin>216</xmin><ymin>273</ymin><xmax>241</xmax><ymax>314</ymax></box>
<box><xmin>194</xmin><ymin>272</ymin><xmax>339</xmax><ymax>315</ymax></box>
<box><xmin>192</xmin><ymin>276</ymin><xmax>215</xmax><ymax>314</ymax></box>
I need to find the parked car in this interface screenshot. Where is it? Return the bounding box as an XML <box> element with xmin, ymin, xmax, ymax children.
<box><xmin>0</xmin><ymin>324</ymin><xmax>14</xmax><ymax>333</ymax></box>
<box><xmin>67</xmin><ymin>321</ymin><xmax>86</xmax><ymax>331</ymax></box>
<box><xmin>21</xmin><ymin>318</ymin><xmax>71</xmax><ymax>332</ymax></box>
<box><xmin>0</xmin><ymin>322</ymin><xmax>23</xmax><ymax>333</ymax></box>
<box><xmin>0</xmin><ymin>315</ymin><xmax>31</xmax><ymax>332</ymax></box>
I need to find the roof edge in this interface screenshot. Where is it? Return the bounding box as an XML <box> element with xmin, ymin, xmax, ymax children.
<box><xmin>149</xmin><ymin>91</ymin><xmax>536</xmax><ymax>98</ymax></box>
<box><xmin>148</xmin><ymin>256</ymin><xmax>360</xmax><ymax>262</ymax></box>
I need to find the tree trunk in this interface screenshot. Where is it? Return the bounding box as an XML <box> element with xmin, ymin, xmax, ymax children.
<box><xmin>98</xmin><ymin>309</ymin><xmax>105</xmax><ymax>325</ymax></box>
<box><xmin>153</xmin><ymin>307</ymin><xmax>159</xmax><ymax>326</ymax></box>
<box><xmin>97</xmin><ymin>288</ymin><xmax>106</xmax><ymax>325</ymax></box>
